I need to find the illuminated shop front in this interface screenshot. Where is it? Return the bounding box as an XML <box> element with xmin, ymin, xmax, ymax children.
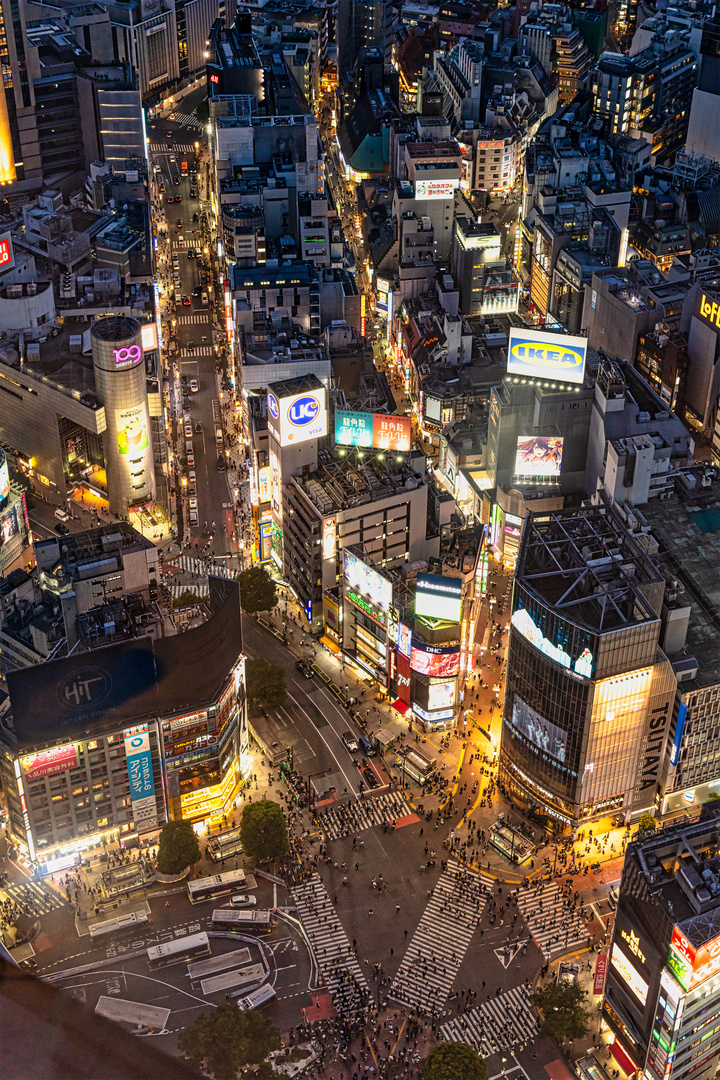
<box><xmin>0</xmin><ymin>579</ymin><xmax>247</xmax><ymax>870</ymax></box>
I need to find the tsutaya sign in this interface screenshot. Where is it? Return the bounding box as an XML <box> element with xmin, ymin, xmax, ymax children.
<box><xmin>694</xmin><ymin>291</ymin><xmax>720</xmax><ymax>335</ymax></box>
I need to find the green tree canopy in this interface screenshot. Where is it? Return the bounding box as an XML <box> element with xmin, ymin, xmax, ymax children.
<box><xmin>157</xmin><ymin>819</ymin><xmax>201</xmax><ymax>875</ymax></box>
<box><xmin>195</xmin><ymin>97</ymin><xmax>209</xmax><ymax>124</ymax></box>
<box><xmin>638</xmin><ymin>811</ymin><xmax>656</xmax><ymax>833</ymax></box>
<box><xmin>246</xmin><ymin>657</ymin><xmax>287</xmax><ymax>710</ymax></box>
<box><xmin>239</xmin><ymin>566</ymin><xmax>277</xmax><ymax>614</ymax></box>
<box><xmin>532</xmin><ymin>980</ymin><xmax>590</xmax><ymax>1043</ymax></box>
<box><xmin>240</xmin><ymin>800</ymin><xmax>289</xmax><ymax>861</ymax></box>
<box><xmin>422</xmin><ymin>1042</ymin><xmax>488</xmax><ymax>1080</ymax></box>
<box><xmin>178</xmin><ymin>1002</ymin><xmax>282</xmax><ymax>1080</ymax></box>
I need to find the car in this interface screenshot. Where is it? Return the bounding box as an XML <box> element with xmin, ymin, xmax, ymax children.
<box><xmin>173</xmin><ymin>176</ymin><xmax>180</xmax><ymax>185</ymax></box>
<box><xmin>189</xmin><ymin>378</ymin><xmax>199</xmax><ymax>392</ymax></box>
<box><xmin>189</xmin><ymin>510</ymin><xmax>198</xmax><ymax>527</ymax></box>
<box><xmin>183</xmin><ymin>424</ymin><xmax>192</xmax><ymax>438</ymax></box>
<box><xmin>194</xmin><ymin>421</ymin><xmax>202</xmax><ymax>433</ymax></box>
<box><xmin>167</xmin><ymin>196</ymin><xmax>175</xmax><ymax>204</ymax></box>
<box><xmin>182</xmin><ymin>295</ymin><xmax>191</xmax><ymax>306</ymax></box>
<box><xmin>341</xmin><ymin>731</ymin><xmax>359</xmax><ymax>753</ymax></box>
<box><xmin>229</xmin><ymin>894</ymin><xmax>256</xmax><ymax>909</ymax></box>
<box><xmin>181</xmin><ymin>374</ymin><xmax>188</xmax><ymax>386</ymax></box>
<box><xmin>295</xmin><ymin>660</ymin><xmax>314</xmax><ymax>679</ymax></box>
<box><xmin>54</xmin><ymin>522</ymin><xmax>71</xmax><ymax>535</ymax></box>
<box><xmin>193</xmin><ymin>284</ymin><xmax>202</xmax><ymax>295</ymax></box>
<box><xmin>187</xmin><ymin>249</ymin><xmax>195</xmax><ymax>259</ymax></box>
<box><xmin>192</xmin><ymin>212</ymin><xmax>199</xmax><ymax>222</ymax></box>
<box><xmin>362</xmin><ymin>766</ymin><xmax>379</xmax><ymax>789</ymax></box>
<box><xmin>217</xmin><ymin>455</ymin><xmax>226</xmax><ymax>471</ymax></box>
<box><xmin>188</xmin><ymin>497</ymin><xmax>198</xmax><ymax>511</ymax></box>
<box><xmin>176</xmin><ymin>218</ymin><xmax>182</xmax><ymax>226</ymax></box>
<box><xmin>174</xmin><ymin>194</ymin><xmax>182</xmax><ymax>202</ymax></box>
<box><xmin>165</xmin><ymin>130</ymin><xmax>173</xmax><ymax>138</ymax></box>
<box><xmin>190</xmin><ymin>188</ymin><xmax>197</xmax><ymax>197</ymax></box>
<box><xmin>188</xmin><ymin>469</ymin><xmax>196</xmax><ymax>483</ymax></box>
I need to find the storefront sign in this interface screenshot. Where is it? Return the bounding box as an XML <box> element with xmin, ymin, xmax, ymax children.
<box><xmin>694</xmin><ymin>291</ymin><xmax>720</xmax><ymax>335</ymax></box>
<box><xmin>347</xmin><ymin>588</ymin><xmax>387</xmax><ymax>627</ymax></box>
<box><xmin>396</xmin><ymin>652</ymin><xmax>412</xmax><ymax>704</ymax></box>
<box><xmin>610</xmin><ymin>943</ymin><xmax>648</xmax><ymax>1006</ymax></box>
<box><xmin>123</xmin><ymin>725</ymin><xmax>157</xmax><ymax>828</ymax></box>
<box><xmin>22</xmin><ymin>743</ymin><xmax>78</xmax><ymax>781</ymax></box>
<box><xmin>113</xmin><ymin>344</ymin><xmax>142</xmax><ymax>369</ymax></box>
<box><xmin>593</xmin><ymin>953</ymin><xmax>608</xmax><ymax>994</ymax></box>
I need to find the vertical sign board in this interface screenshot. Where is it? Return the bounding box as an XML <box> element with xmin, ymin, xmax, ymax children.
<box><xmin>123</xmin><ymin>725</ymin><xmax>158</xmax><ymax>829</ymax></box>
<box><xmin>593</xmin><ymin>953</ymin><xmax>608</xmax><ymax>995</ymax></box>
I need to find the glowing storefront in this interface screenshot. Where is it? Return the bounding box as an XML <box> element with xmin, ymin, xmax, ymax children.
<box><xmin>0</xmin><ymin>579</ymin><xmax>248</xmax><ymax>870</ymax></box>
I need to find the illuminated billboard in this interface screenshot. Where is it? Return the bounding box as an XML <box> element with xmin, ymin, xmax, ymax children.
<box><xmin>335</xmin><ymin>410</ymin><xmax>412</xmax><ymax>452</ymax></box>
<box><xmin>415</xmin><ymin>178</ymin><xmax>460</xmax><ymax>200</ymax></box>
<box><xmin>0</xmin><ymin>230</ymin><xmax>15</xmax><ymax>271</ymax></box>
<box><xmin>694</xmin><ymin>291</ymin><xmax>720</xmax><ymax>336</ymax></box>
<box><xmin>343</xmin><ymin>549</ymin><xmax>392</xmax><ymax>612</ymax></box>
<box><xmin>0</xmin><ymin>504</ymin><xmax>19</xmax><ymax>547</ymax></box>
<box><xmin>397</xmin><ymin>622</ymin><xmax>412</xmax><ymax>660</ymax></box>
<box><xmin>511</xmin><ymin>694</ymin><xmax>567</xmax><ymax>764</ymax></box>
<box><xmin>22</xmin><ymin>743</ymin><xmax>78</xmax><ymax>781</ymax></box>
<box><xmin>141</xmin><ymin>323</ymin><xmax>158</xmax><ymax>351</ymax></box>
<box><xmin>410</xmin><ymin>642</ymin><xmax>460</xmax><ymax>678</ymax></box>
<box><xmin>415</xmin><ymin>574</ymin><xmax>462</xmax><ymax>622</ymax></box>
<box><xmin>269</xmin><ymin>387</ymin><xmax>328</xmax><ymax>447</ymax></box>
<box><xmin>116</xmin><ymin>405</ymin><xmax>149</xmax><ymax>455</ymax></box>
<box><xmin>0</xmin><ymin>450</ymin><xmax>8</xmax><ymax>501</ymax></box>
<box><xmin>507</xmin><ymin>327</ymin><xmax>587</xmax><ymax>385</ymax></box>
<box><xmin>427</xmin><ymin>681</ymin><xmax>456</xmax><ymax>711</ymax></box>
<box><xmin>258</xmin><ymin>466</ymin><xmax>270</xmax><ymax>502</ymax></box>
<box><xmin>514</xmin><ymin>435</ymin><xmax>563</xmax><ymax>477</ymax></box>
<box><xmin>670</xmin><ymin>925</ymin><xmax>720</xmax><ymax>990</ymax></box>
<box><xmin>610</xmin><ymin>943</ymin><xmax>648</xmax><ymax>1006</ymax></box>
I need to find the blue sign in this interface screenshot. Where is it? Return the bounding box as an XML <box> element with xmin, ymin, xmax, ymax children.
<box><xmin>268</xmin><ymin>392</ymin><xmax>279</xmax><ymax>420</ymax></box>
<box><xmin>507</xmin><ymin>327</ymin><xmax>587</xmax><ymax>385</ymax></box>
<box><xmin>288</xmin><ymin>395</ymin><xmax>320</xmax><ymax>426</ymax></box>
<box><xmin>123</xmin><ymin>726</ymin><xmax>157</xmax><ymax>826</ymax></box>
<box><xmin>336</xmin><ymin>409</ymin><xmax>373</xmax><ymax>447</ymax></box>
<box><xmin>670</xmin><ymin>702</ymin><xmax>687</xmax><ymax>767</ymax></box>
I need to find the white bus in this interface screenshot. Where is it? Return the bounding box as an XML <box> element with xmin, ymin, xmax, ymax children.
<box><xmin>211</xmin><ymin>909</ymin><xmax>273</xmax><ymax>934</ymax></box>
<box><xmin>88</xmin><ymin>911</ymin><xmax>149</xmax><ymax>940</ymax></box>
<box><xmin>200</xmin><ymin>963</ymin><xmax>265</xmax><ymax>997</ymax></box>
<box><xmin>187</xmin><ymin>870</ymin><xmax>247</xmax><ymax>905</ymax></box>
<box><xmin>147</xmin><ymin>932</ymin><xmax>211</xmax><ymax>969</ymax></box>
<box><xmin>187</xmin><ymin>947</ymin><xmax>252</xmax><ymax>981</ymax></box>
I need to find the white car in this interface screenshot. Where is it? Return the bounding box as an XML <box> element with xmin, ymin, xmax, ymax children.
<box><xmin>188</xmin><ymin>470</ymin><xmax>196</xmax><ymax>483</ymax></box>
<box><xmin>229</xmin><ymin>894</ymin><xmax>256</xmax><ymax>909</ymax></box>
<box><xmin>188</xmin><ymin>497</ymin><xmax>198</xmax><ymax>511</ymax></box>
<box><xmin>189</xmin><ymin>378</ymin><xmax>199</xmax><ymax>393</ymax></box>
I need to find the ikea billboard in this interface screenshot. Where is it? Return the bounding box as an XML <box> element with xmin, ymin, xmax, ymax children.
<box><xmin>269</xmin><ymin>387</ymin><xmax>328</xmax><ymax>446</ymax></box>
<box><xmin>507</xmin><ymin>327</ymin><xmax>587</xmax><ymax>385</ymax></box>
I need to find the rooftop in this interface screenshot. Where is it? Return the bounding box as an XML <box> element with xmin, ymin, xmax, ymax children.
<box><xmin>295</xmin><ymin>449</ymin><xmax>425</xmax><ymax>514</ymax></box>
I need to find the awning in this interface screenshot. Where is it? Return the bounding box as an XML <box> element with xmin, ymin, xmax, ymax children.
<box><xmin>374</xmin><ymin>727</ymin><xmax>397</xmax><ymax>746</ymax></box>
<box><xmin>320</xmin><ymin>636</ymin><xmax>341</xmax><ymax>655</ymax></box>
<box><xmin>392</xmin><ymin>699</ymin><xmax>410</xmax><ymax>714</ymax></box>
<box><xmin>610</xmin><ymin>1039</ymin><xmax>639</xmax><ymax>1077</ymax></box>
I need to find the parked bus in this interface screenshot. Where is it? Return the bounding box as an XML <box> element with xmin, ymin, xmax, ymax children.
<box><xmin>395</xmin><ymin>747</ymin><xmax>436</xmax><ymax>787</ymax></box>
<box><xmin>146</xmin><ymin>932</ymin><xmax>210</xmax><ymax>969</ymax></box>
<box><xmin>187</xmin><ymin>947</ymin><xmax>252</xmax><ymax>982</ymax></box>
<box><xmin>208</xmin><ymin>830</ymin><xmax>244</xmax><ymax>863</ymax></box>
<box><xmin>200</xmin><ymin>963</ymin><xmax>265</xmax><ymax>997</ymax></box>
<box><xmin>88</xmin><ymin>911</ymin><xmax>149</xmax><ymax>940</ymax></box>
<box><xmin>248</xmin><ymin>716</ymin><xmax>290</xmax><ymax>767</ymax></box>
<box><xmin>187</xmin><ymin>870</ymin><xmax>247</xmax><ymax>904</ymax></box>
<box><xmin>211</xmin><ymin>909</ymin><xmax>273</xmax><ymax>934</ymax></box>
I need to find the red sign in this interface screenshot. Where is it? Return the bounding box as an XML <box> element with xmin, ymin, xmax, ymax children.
<box><xmin>210</xmin><ymin>74</ymin><xmax>219</xmax><ymax>84</ymax></box>
<box><xmin>0</xmin><ymin>232</ymin><xmax>15</xmax><ymax>270</ymax></box>
<box><xmin>372</xmin><ymin>414</ymin><xmax>411</xmax><ymax>452</ymax></box>
<box><xmin>410</xmin><ymin>643</ymin><xmax>460</xmax><ymax>678</ymax></box>
<box><xmin>397</xmin><ymin>652</ymin><xmax>412</xmax><ymax>705</ymax></box>
<box><xmin>22</xmin><ymin>743</ymin><xmax>78</xmax><ymax>781</ymax></box>
<box><xmin>593</xmin><ymin>952</ymin><xmax>608</xmax><ymax>995</ymax></box>
<box><xmin>671</xmin><ymin>926</ymin><xmax>696</xmax><ymax>965</ymax></box>
<box><xmin>673</xmin><ymin>924</ymin><xmax>720</xmax><ymax>987</ymax></box>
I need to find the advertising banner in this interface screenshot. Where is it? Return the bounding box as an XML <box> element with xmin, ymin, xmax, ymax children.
<box><xmin>507</xmin><ymin>327</ymin><xmax>587</xmax><ymax>384</ymax></box>
<box><xmin>335</xmin><ymin>410</ymin><xmax>412</xmax><ymax>452</ymax></box>
<box><xmin>123</xmin><ymin>725</ymin><xmax>157</xmax><ymax>828</ymax></box>
<box><xmin>258</xmin><ymin>467</ymin><xmax>270</xmax><ymax>502</ymax></box>
<box><xmin>397</xmin><ymin>622</ymin><xmax>412</xmax><ymax>660</ymax></box>
<box><xmin>0</xmin><ymin>504</ymin><xmax>18</xmax><ymax>547</ymax></box>
<box><xmin>514</xmin><ymin>436</ymin><xmax>563</xmax><ymax>477</ymax></box>
<box><xmin>0</xmin><ymin>231</ymin><xmax>16</xmax><ymax>271</ymax></box>
<box><xmin>373</xmin><ymin>414</ymin><xmax>411</xmax><ymax>451</ymax></box>
<box><xmin>610</xmin><ymin>943</ymin><xmax>648</xmax><ymax>1006</ymax></box>
<box><xmin>593</xmin><ymin>953</ymin><xmax>608</xmax><ymax>995</ymax></box>
<box><xmin>270</xmin><ymin>387</ymin><xmax>327</xmax><ymax>446</ymax></box>
<box><xmin>343</xmin><ymin>549</ymin><xmax>392</xmax><ymax>611</ymax></box>
<box><xmin>410</xmin><ymin>642</ymin><xmax>460</xmax><ymax>677</ymax></box>
<box><xmin>427</xmin><ymin>681</ymin><xmax>456</xmax><ymax>711</ymax></box>
<box><xmin>415</xmin><ymin>178</ymin><xmax>459</xmax><ymax>200</ymax></box>
<box><xmin>335</xmin><ymin>410</ymin><xmax>373</xmax><ymax>447</ymax></box>
<box><xmin>22</xmin><ymin>743</ymin><xmax>78</xmax><ymax>781</ymax></box>
<box><xmin>0</xmin><ymin>452</ymin><xmax>8</xmax><ymax>500</ymax></box>
<box><xmin>396</xmin><ymin>651</ymin><xmax>412</xmax><ymax>704</ymax></box>
<box><xmin>116</xmin><ymin>405</ymin><xmax>149</xmax><ymax>455</ymax></box>
<box><xmin>693</xmin><ymin>291</ymin><xmax>720</xmax><ymax>335</ymax></box>
<box><xmin>415</xmin><ymin>574</ymin><xmax>462</xmax><ymax>622</ymax></box>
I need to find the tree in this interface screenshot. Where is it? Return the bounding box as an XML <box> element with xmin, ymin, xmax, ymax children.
<box><xmin>422</xmin><ymin>1042</ymin><xmax>488</xmax><ymax>1080</ymax></box>
<box><xmin>239</xmin><ymin>565</ymin><xmax>277</xmax><ymax>614</ymax></box>
<box><xmin>246</xmin><ymin>657</ymin><xmax>287</xmax><ymax>710</ymax></box>
<box><xmin>195</xmin><ymin>97</ymin><xmax>209</xmax><ymax>124</ymax></box>
<box><xmin>178</xmin><ymin>1002</ymin><xmax>282</xmax><ymax>1080</ymax></box>
<box><xmin>156</xmin><ymin>819</ymin><xmax>201</xmax><ymax>875</ymax></box>
<box><xmin>240</xmin><ymin>800</ymin><xmax>289</xmax><ymax>861</ymax></box>
<box><xmin>638</xmin><ymin>811</ymin><xmax>656</xmax><ymax>833</ymax></box>
<box><xmin>532</xmin><ymin>980</ymin><xmax>590</xmax><ymax>1044</ymax></box>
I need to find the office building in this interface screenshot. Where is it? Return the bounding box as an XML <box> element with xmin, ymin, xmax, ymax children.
<box><xmin>336</xmin><ymin>0</ymin><xmax>393</xmax><ymax>86</ymax></box>
<box><xmin>500</xmin><ymin>499</ymin><xmax>676</xmax><ymax>829</ymax></box>
<box><xmin>0</xmin><ymin>578</ymin><xmax>247</xmax><ymax>872</ymax></box>
<box><xmin>685</xmin><ymin>17</ymin><xmax>720</xmax><ymax>165</ymax></box>
<box><xmin>603</xmin><ymin>805</ymin><xmax>720</xmax><ymax>1079</ymax></box>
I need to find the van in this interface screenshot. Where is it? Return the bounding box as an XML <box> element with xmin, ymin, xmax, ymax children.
<box><xmin>201</xmin><ymin>291</ymin><xmax>209</xmax><ymax>305</ymax></box>
<box><xmin>215</xmin><ymin>427</ymin><xmax>223</xmax><ymax>445</ymax></box>
<box><xmin>189</xmin><ymin>510</ymin><xmax>198</xmax><ymax>527</ymax></box>
<box><xmin>54</xmin><ymin>507</ymin><xmax>70</xmax><ymax>521</ymax></box>
<box><xmin>236</xmin><ymin>984</ymin><xmax>276</xmax><ymax>1012</ymax></box>
<box><xmin>359</xmin><ymin>735</ymin><xmax>376</xmax><ymax>757</ymax></box>
<box><xmin>185</xmin><ymin>440</ymin><xmax>193</xmax><ymax>455</ymax></box>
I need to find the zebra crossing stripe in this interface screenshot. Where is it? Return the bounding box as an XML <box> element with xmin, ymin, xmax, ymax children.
<box><xmin>515</xmin><ymin>882</ymin><xmax>587</xmax><ymax>960</ymax></box>
<box><xmin>319</xmin><ymin>791</ymin><xmax>412</xmax><ymax>840</ymax></box>
<box><xmin>179</xmin><ymin>347</ymin><xmax>213</xmax><ymax>357</ymax></box>
<box><xmin>389</xmin><ymin>861</ymin><xmax>492</xmax><ymax>1016</ymax></box>
<box><xmin>149</xmin><ymin>143</ymin><xmax>195</xmax><ymax>153</ymax></box>
<box><xmin>291</xmin><ymin>875</ymin><xmax>370</xmax><ymax>1015</ymax></box>
<box><xmin>166</xmin><ymin>555</ymin><xmax>234</xmax><ymax>578</ymax></box>
<box><xmin>5</xmin><ymin>880</ymin><xmax>66</xmax><ymax>914</ymax></box>
<box><xmin>170</xmin><ymin>583</ymin><xmax>208</xmax><ymax>598</ymax></box>
<box><xmin>440</xmin><ymin>984</ymin><xmax>538</xmax><ymax>1057</ymax></box>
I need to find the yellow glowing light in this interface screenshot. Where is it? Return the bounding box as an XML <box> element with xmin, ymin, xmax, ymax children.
<box><xmin>0</xmin><ymin>90</ymin><xmax>16</xmax><ymax>184</ymax></box>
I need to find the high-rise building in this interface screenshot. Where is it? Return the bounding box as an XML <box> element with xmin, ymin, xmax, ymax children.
<box><xmin>336</xmin><ymin>0</ymin><xmax>393</xmax><ymax>86</ymax></box>
<box><xmin>500</xmin><ymin>499</ymin><xmax>677</xmax><ymax>830</ymax></box>
<box><xmin>603</xmin><ymin>804</ymin><xmax>720</xmax><ymax>1080</ymax></box>
<box><xmin>685</xmin><ymin>18</ymin><xmax>720</xmax><ymax>164</ymax></box>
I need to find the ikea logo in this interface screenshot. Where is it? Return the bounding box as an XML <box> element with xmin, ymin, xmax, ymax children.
<box><xmin>510</xmin><ymin>340</ymin><xmax>585</xmax><ymax>372</ymax></box>
<box><xmin>288</xmin><ymin>395</ymin><xmax>321</xmax><ymax>427</ymax></box>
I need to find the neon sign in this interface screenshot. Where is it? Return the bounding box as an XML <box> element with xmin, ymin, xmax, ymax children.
<box><xmin>113</xmin><ymin>344</ymin><xmax>142</xmax><ymax>369</ymax></box>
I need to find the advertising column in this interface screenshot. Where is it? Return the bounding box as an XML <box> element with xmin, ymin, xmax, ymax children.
<box><xmin>123</xmin><ymin>725</ymin><xmax>159</xmax><ymax>831</ymax></box>
<box><xmin>91</xmin><ymin>316</ymin><xmax>156</xmax><ymax>515</ymax></box>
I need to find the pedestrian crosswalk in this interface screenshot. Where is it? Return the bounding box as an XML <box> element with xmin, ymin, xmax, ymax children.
<box><xmin>515</xmin><ymin>882</ymin><xmax>588</xmax><ymax>960</ymax></box>
<box><xmin>4</xmin><ymin>880</ymin><xmax>66</xmax><ymax>916</ymax></box>
<box><xmin>179</xmin><ymin>346</ymin><xmax>213</xmax><ymax>357</ymax></box>
<box><xmin>167</xmin><ymin>555</ymin><xmax>234</xmax><ymax>578</ymax></box>
<box><xmin>170</xmin><ymin>582</ymin><xmax>209</xmax><ymax>599</ymax></box>
<box><xmin>440</xmin><ymin>984</ymin><xmax>539</xmax><ymax>1057</ymax></box>
<box><xmin>167</xmin><ymin>111</ymin><xmax>204</xmax><ymax>129</ymax></box>
<box><xmin>389</xmin><ymin>861</ymin><xmax>492</xmax><ymax>1017</ymax></box>
<box><xmin>320</xmin><ymin>791</ymin><xmax>413</xmax><ymax>840</ymax></box>
<box><xmin>292</xmin><ymin>875</ymin><xmax>370</xmax><ymax>1015</ymax></box>
<box><xmin>177</xmin><ymin>313</ymin><xmax>210</xmax><ymax>324</ymax></box>
<box><xmin>149</xmin><ymin>142</ymin><xmax>196</xmax><ymax>153</ymax></box>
